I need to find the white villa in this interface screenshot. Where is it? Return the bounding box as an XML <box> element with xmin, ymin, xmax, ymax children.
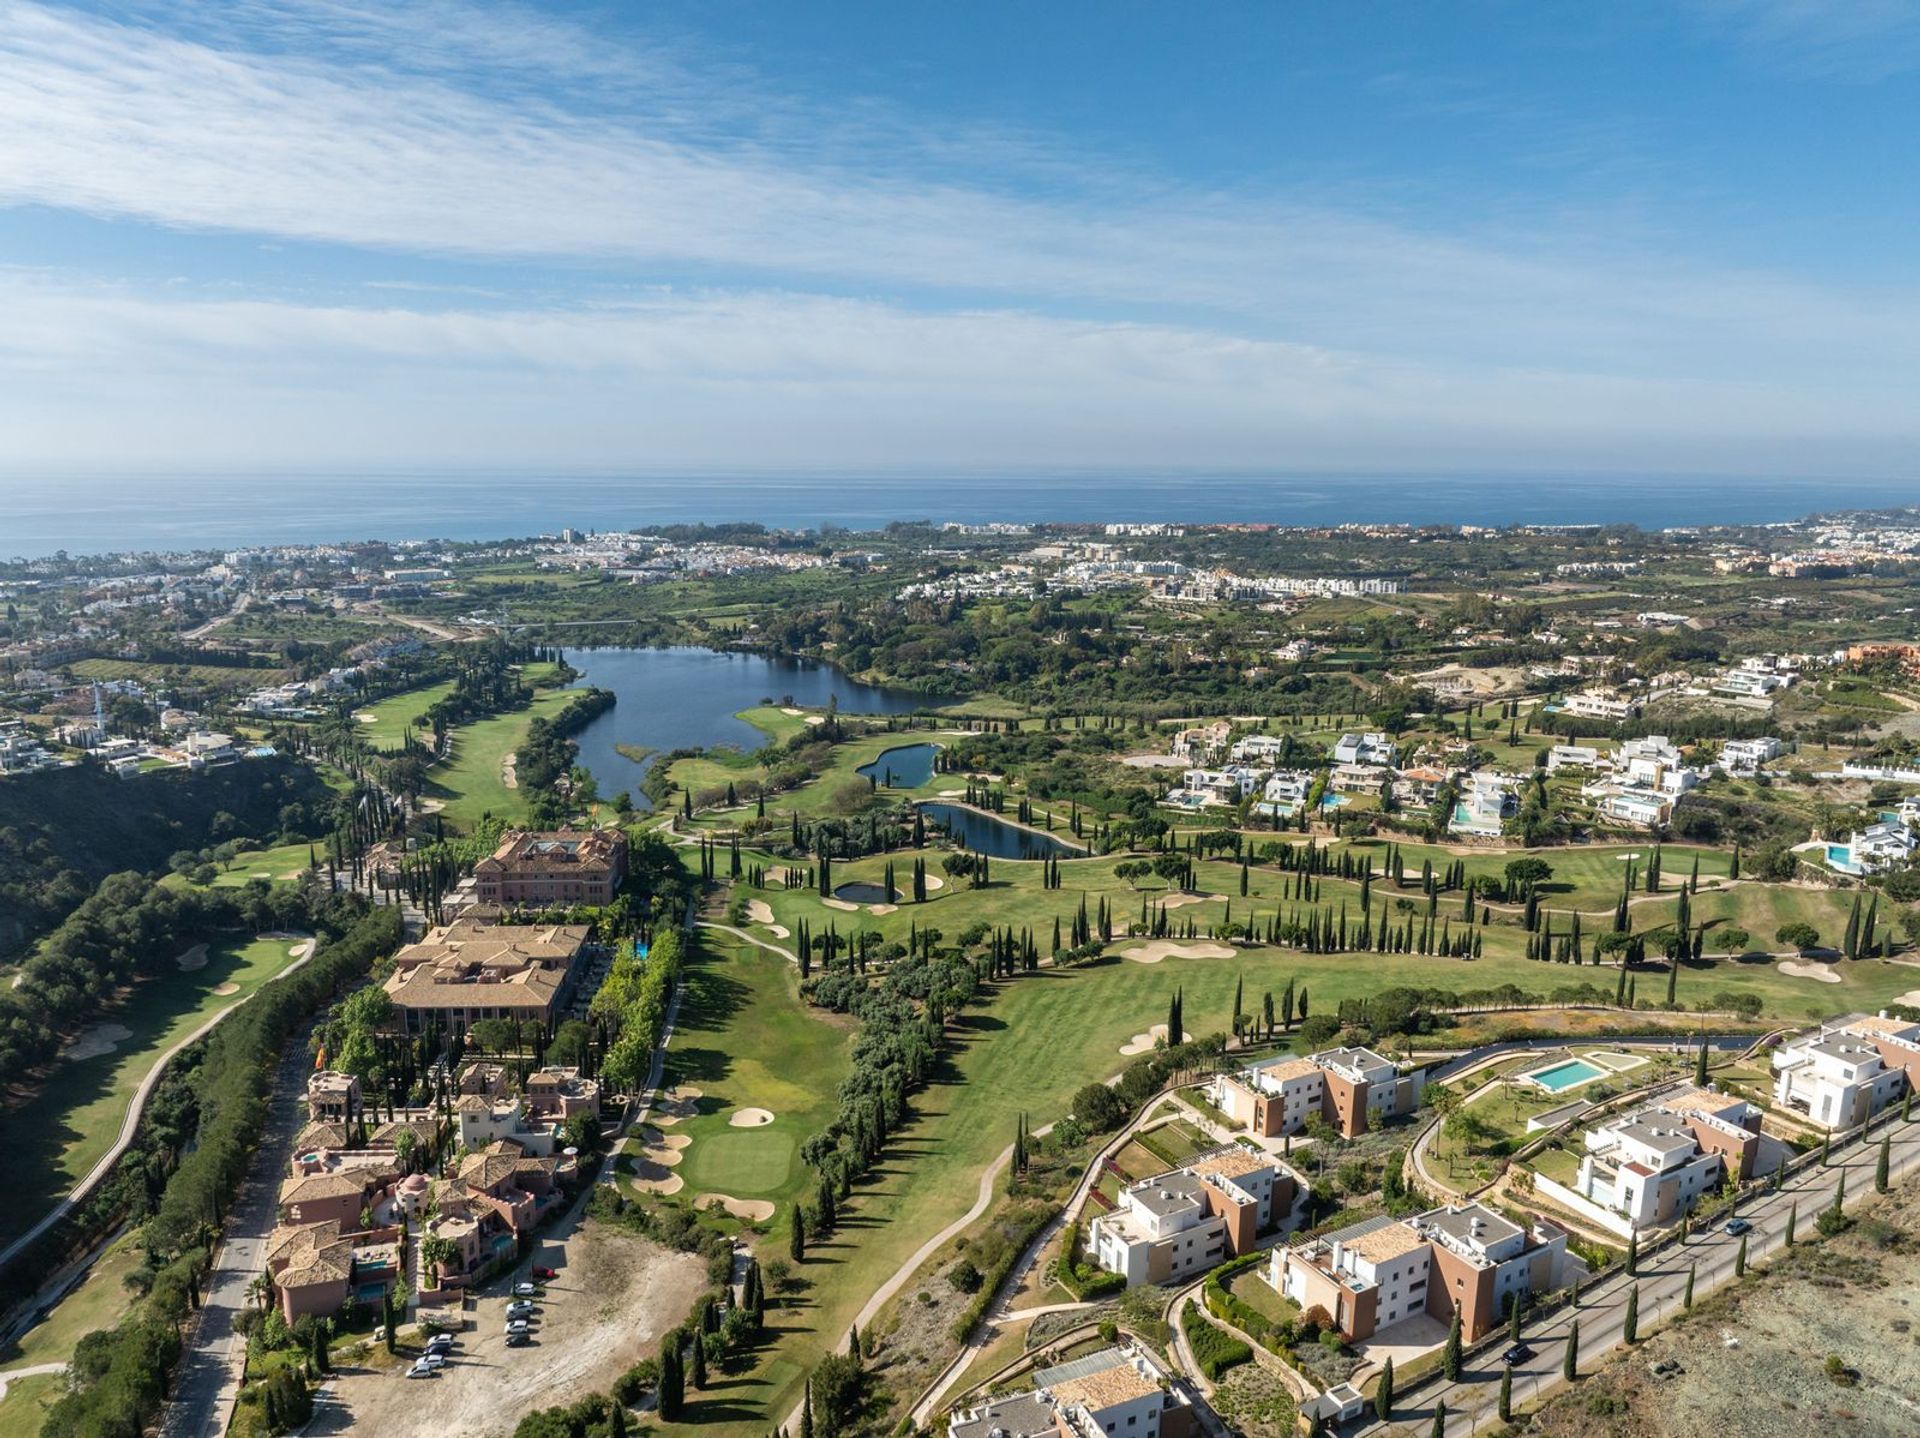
<box><xmin>1771</xmin><ymin>1015</ymin><xmax>1920</xmax><ymax>1130</ymax></box>
<box><xmin>1332</xmin><ymin>732</ymin><xmax>1397</xmax><ymax>766</ymax></box>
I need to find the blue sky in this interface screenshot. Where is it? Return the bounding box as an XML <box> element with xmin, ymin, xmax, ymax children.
<box><xmin>2</xmin><ymin>0</ymin><xmax>1919</xmax><ymax>479</ymax></box>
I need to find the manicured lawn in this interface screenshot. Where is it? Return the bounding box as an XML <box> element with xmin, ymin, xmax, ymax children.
<box><xmin>0</xmin><ymin>1236</ymin><xmax>140</xmax><ymax>1373</ymax></box>
<box><xmin>658</xmin><ymin>932</ymin><xmax>849</xmax><ymax>1209</ymax></box>
<box><xmin>352</xmin><ymin>679</ymin><xmax>457</xmax><ymax>750</ymax></box>
<box><xmin>425</xmin><ymin>680</ymin><xmax>579</xmax><ymax>831</ymax></box>
<box><xmin>0</xmin><ymin>933</ymin><xmax>309</xmax><ymax>1254</ymax></box>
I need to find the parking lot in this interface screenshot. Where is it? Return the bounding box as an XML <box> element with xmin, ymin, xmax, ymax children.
<box><xmin>314</xmin><ymin>1216</ymin><xmax>706</xmax><ymax>1436</ymax></box>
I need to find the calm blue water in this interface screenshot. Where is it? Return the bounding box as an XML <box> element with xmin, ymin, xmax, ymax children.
<box><xmin>832</xmin><ymin>882</ymin><xmax>898</xmax><ymax>904</ymax></box>
<box><xmin>1527</xmin><ymin>1059</ymin><xmax>1605</xmax><ymax>1093</ymax></box>
<box><xmin>3</xmin><ymin>469</ymin><xmax>1916</xmax><ymax>557</ymax></box>
<box><xmin>856</xmin><ymin>742</ymin><xmax>942</xmax><ymax>789</ymax></box>
<box><xmin>564</xmin><ymin>646</ymin><xmax>930</xmax><ymax>807</ymax></box>
<box><xmin>917</xmin><ymin>801</ymin><xmax>1084</xmax><ymax>860</ymax></box>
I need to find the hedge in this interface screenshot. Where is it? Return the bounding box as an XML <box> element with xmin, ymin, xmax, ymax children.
<box><xmin>1181</xmin><ymin>1302</ymin><xmax>1252</xmax><ymax>1380</ymax></box>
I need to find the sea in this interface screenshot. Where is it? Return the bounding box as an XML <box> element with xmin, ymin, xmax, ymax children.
<box><xmin>2</xmin><ymin>468</ymin><xmax>1917</xmax><ymax>559</ymax></box>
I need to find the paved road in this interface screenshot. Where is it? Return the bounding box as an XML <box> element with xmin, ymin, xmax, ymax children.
<box><xmin>0</xmin><ymin>938</ymin><xmax>318</xmax><ymax>1277</ymax></box>
<box><xmin>1364</xmin><ymin>1110</ymin><xmax>1920</xmax><ymax>1435</ymax></box>
<box><xmin>161</xmin><ymin>1035</ymin><xmax>317</xmax><ymax>1438</ymax></box>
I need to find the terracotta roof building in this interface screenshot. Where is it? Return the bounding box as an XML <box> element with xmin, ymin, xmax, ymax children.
<box><xmin>383</xmin><ymin>918</ymin><xmax>590</xmax><ymax>1033</ymax></box>
<box><xmin>473</xmin><ymin>829</ymin><xmax>628</xmax><ymax>908</ymax></box>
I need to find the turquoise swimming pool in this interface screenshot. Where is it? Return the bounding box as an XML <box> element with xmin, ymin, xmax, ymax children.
<box><xmin>1526</xmin><ymin>1059</ymin><xmax>1606</xmax><ymax>1092</ymax></box>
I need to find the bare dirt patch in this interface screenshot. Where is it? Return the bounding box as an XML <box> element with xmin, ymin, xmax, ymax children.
<box><xmin>324</xmin><ymin>1219</ymin><xmax>704</xmax><ymax>1437</ymax></box>
<box><xmin>61</xmin><ymin>1024</ymin><xmax>133</xmax><ymax>1062</ymax></box>
<box><xmin>694</xmin><ymin>1193</ymin><xmax>777</xmax><ymax>1222</ymax></box>
<box><xmin>729</xmin><ymin>1108</ymin><xmax>775</xmax><ymax>1128</ymax></box>
<box><xmin>174</xmin><ymin>943</ymin><xmax>208</xmax><ymax>972</ymax></box>
<box><xmin>1528</xmin><ymin>1180</ymin><xmax>1920</xmax><ymax>1438</ymax></box>
<box><xmin>1119</xmin><ymin>941</ymin><xmax>1236</xmax><ymax>964</ymax></box>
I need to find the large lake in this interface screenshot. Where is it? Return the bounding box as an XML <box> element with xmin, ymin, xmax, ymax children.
<box><xmin>563</xmin><ymin>647</ymin><xmax>932</xmax><ymax>807</ymax></box>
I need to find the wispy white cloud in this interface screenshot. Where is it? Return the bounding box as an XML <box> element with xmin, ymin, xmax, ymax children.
<box><xmin>0</xmin><ymin>275</ymin><xmax>1912</xmax><ymax>476</ymax></box>
<box><xmin>1691</xmin><ymin>0</ymin><xmax>1920</xmax><ymax>80</ymax></box>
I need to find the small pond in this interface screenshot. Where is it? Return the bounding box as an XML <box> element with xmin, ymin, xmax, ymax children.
<box><xmin>832</xmin><ymin>882</ymin><xmax>899</xmax><ymax>904</ymax></box>
<box><xmin>856</xmin><ymin>742</ymin><xmax>941</xmax><ymax>789</ymax></box>
<box><xmin>917</xmin><ymin>801</ymin><xmax>1085</xmax><ymax>861</ymax></box>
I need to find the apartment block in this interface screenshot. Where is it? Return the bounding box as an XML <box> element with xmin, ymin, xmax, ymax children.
<box><xmin>1572</xmin><ymin>1087</ymin><xmax>1760</xmax><ymax>1233</ymax></box>
<box><xmin>1772</xmin><ymin>1014</ymin><xmax>1920</xmax><ymax>1129</ymax></box>
<box><xmin>1210</xmin><ymin>1046</ymin><xmax>1425</xmax><ymax>1140</ymax></box>
<box><xmin>1087</xmin><ymin>1146</ymin><xmax>1296</xmax><ymax>1286</ymax></box>
<box><xmin>949</xmin><ymin>1345</ymin><xmax>1197</xmax><ymax>1438</ymax></box>
<box><xmin>1271</xmin><ymin>1202</ymin><xmax>1569</xmax><ymax>1345</ymax></box>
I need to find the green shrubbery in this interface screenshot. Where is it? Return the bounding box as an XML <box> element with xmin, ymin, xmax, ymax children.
<box><xmin>1181</xmin><ymin>1303</ymin><xmax>1252</xmax><ymax>1380</ymax></box>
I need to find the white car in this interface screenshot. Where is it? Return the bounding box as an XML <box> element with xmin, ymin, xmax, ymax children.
<box><xmin>506</xmin><ymin>1318</ymin><xmax>530</xmax><ymax>1334</ymax></box>
<box><xmin>424</xmin><ymin>1352</ymin><xmax>447</xmax><ymax>1370</ymax></box>
<box><xmin>406</xmin><ymin>1361</ymin><xmax>434</xmax><ymax>1379</ymax></box>
<box><xmin>506</xmin><ymin>1300</ymin><xmax>535</xmax><ymax>1318</ymax></box>
<box><xmin>512</xmin><ymin>1281</ymin><xmax>539</xmax><ymax>1297</ymax></box>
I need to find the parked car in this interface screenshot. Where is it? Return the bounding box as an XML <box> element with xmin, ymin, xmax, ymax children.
<box><xmin>424</xmin><ymin>1353</ymin><xmax>447</xmax><ymax>1371</ymax></box>
<box><xmin>1725</xmin><ymin>1217</ymin><xmax>1753</xmax><ymax>1236</ymax></box>
<box><xmin>532</xmin><ymin>1266</ymin><xmax>557</xmax><ymax>1280</ymax></box>
<box><xmin>426</xmin><ymin>1334</ymin><xmax>455</xmax><ymax>1352</ymax></box>
<box><xmin>506</xmin><ymin>1330</ymin><xmax>531</xmax><ymax>1347</ymax></box>
<box><xmin>1501</xmin><ymin>1344</ymin><xmax>1534</xmax><ymax>1367</ymax></box>
<box><xmin>513</xmin><ymin>1281</ymin><xmax>540</xmax><ymax>1296</ymax></box>
<box><xmin>506</xmin><ymin>1318</ymin><xmax>530</xmax><ymax>1334</ymax></box>
<box><xmin>406</xmin><ymin>1361</ymin><xmax>434</xmax><ymax>1379</ymax></box>
<box><xmin>506</xmin><ymin>1300</ymin><xmax>536</xmax><ymax>1318</ymax></box>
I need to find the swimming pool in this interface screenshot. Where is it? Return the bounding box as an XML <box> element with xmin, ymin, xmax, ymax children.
<box><xmin>1525</xmin><ymin>1059</ymin><xmax>1606</xmax><ymax>1093</ymax></box>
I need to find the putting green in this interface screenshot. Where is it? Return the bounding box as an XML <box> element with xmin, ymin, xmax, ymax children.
<box><xmin>680</xmin><ymin>1128</ymin><xmax>798</xmax><ymax>1196</ymax></box>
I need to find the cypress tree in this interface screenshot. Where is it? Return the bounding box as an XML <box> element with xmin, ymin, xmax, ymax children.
<box><xmin>1375</xmin><ymin>1357</ymin><xmax>1394</xmax><ymax>1422</ymax></box>
<box><xmin>1429</xmin><ymin>1399</ymin><xmax>1446</xmax><ymax>1438</ymax></box>
<box><xmin>1879</xmin><ymin>1134</ymin><xmax>1892</xmax><ymax>1193</ymax></box>
<box><xmin>1623</xmin><ymin>1284</ymin><xmax>1639</xmax><ymax>1344</ymax></box>
<box><xmin>691</xmin><ymin>1332</ymin><xmax>708</xmax><ymax>1389</ymax></box>
<box><xmin>1498</xmin><ymin>1365</ymin><xmax>1512</xmax><ymax>1423</ymax></box>
<box><xmin>791</xmin><ymin>1206</ymin><xmax>808</xmax><ymax>1262</ymax></box>
<box><xmin>1684</xmin><ymin>1263</ymin><xmax>1695</xmax><ymax>1309</ymax></box>
<box><xmin>1563</xmin><ymin>1320</ymin><xmax>1579</xmax><ymax>1380</ymax></box>
<box><xmin>1735</xmin><ymin>1233</ymin><xmax>1748</xmax><ymax>1276</ymax></box>
<box><xmin>659</xmin><ymin>1342</ymin><xmax>684</xmax><ymax>1421</ymax></box>
<box><xmin>1442</xmin><ymin>1303</ymin><xmax>1463</xmax><ymax>1380</ymax></box>
<box><xmin>1695</xmin><ymin>1042</ymin><xmax>1709</xmax><ymax>1086</ymax></box>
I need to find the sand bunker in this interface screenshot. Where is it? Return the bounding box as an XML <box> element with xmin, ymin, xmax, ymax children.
<box><xmin>804</xmin><ymin>716</ymin><xmax>825</xmax><ymax>726</ymax></box>
<box><xmin>768</xmin><ymin>924</ymin><xmax>791</xmax><ymax>939</ymax></box>
<box><xmin>1121</xmin><ymin>941</ymin><xmax>1236</xmax><ymax>964</ymax></box>
<box><xmin>1894</xmin><ymin>989</ymin><xmax>1920</xmax><ymax>1008</ymax></box>
<box><xmin>1120</xmin><ymin>1023</ymin><xmax>1189</xmax><ymax>1056</ymax></box>
<box><xmin>780</xmin><ymin>707</ymin><xmax>805</xmax><ymax>716</ymax></box>
<box><xmin>938</xmin><ymin>788</ymin><xmax>965</xmax><ymax>798</ymax></box>
<box><xmin>650</xmin><ymin>1087</ymin><xmax>705</xmax><ymax>1125</ymax></box>
<box><xmin>729</xmin><ymin>1108</ymin><xmax>775</xmax><ymax>1128</ymax></box>
<box><xmin>175</xmin><ymin>943</ymin><xmax>208</xmax><ymax>972</ymax></box>
<box><xmin>212</xmin><ymin>982</ymin><xmax>240</xmax><ymax>996</ymax></box>
<box><xmin>1778</xmin><ymin>961</ymin><xmax>1841</xmax><ymax>984</ymax></box>
<box><xmin>629</xmin><ymin>1166</ymin><xmax>684</xmax><ymax>1196</ymax></box>
<box><xmin>746</xmin><ymin>900</ymin><xmax>777</xmax><ymax>925</ymax></box>
<box><xmin>823</xmin><ymin>898</ymin><xmax>860</xmax><ymax>912</ymax></box>
<box><xmin>501</xmin><ymin>752</ymin><xmax>518</xmax><ymax>790</ymax></box>
<box><xmin>62</xmin><ymin>1023</ymin><xmax>133</xmax><ymax>1062</ymax></box>
<box><xmin>924</xmin><ymin>875</ymin><xmax>946</xmax><ymax>891</ymax></box>
<box><xmin>1156</xmin><ymin>893</ymin><xmax>1223</xmax><ymax>910</ymax></box>
<box><xmin>695</xmin><ymin>1193</ymin><xmax>777</xmax><ymax>1222</ymax></box>
<box><xmin>868</xmin><ymin>903</ymin><xmax>898</xmax><ymax>915</ymax></box>
<box><xmin>355</xmin><ymin>712</ymin><xmax>378</xmax><ymax>724</ymax></box>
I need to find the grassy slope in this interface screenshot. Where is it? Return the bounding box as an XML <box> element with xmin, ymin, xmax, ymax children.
<box><xmin>352</xmin><ymin>678</ymin><xmax>457</xmax><ymax>750</ymax></box>
<box><xmin>0</xmin><ymin>1237</ymin><xmax>141</xmax><ymax>1379</ymax></box>
<box><xmin>0</xmin><ymin>934</ymin><xmax>306</xmax><ymax>1252</ymax></box>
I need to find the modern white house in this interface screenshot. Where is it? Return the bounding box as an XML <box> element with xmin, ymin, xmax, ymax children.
<box><xmin>1827</xmin><ymin>820</ymin><xmax>1917</xmax><ymax>876</ymax></box>
<box><xmin>1332</xmin><ymin>731</ymin><xmax>1397</xmax><ymax>766</ymax></box>
<box><xmin>1771</xmin><ymin>1015</ymin><xmax>1920</xmax><ymax>1130</ymax></box>
<box><xmin>1718</xmin><ymin>737</ymin><xmax>1783</xmax><ymax>774</ymax></box>
<box><xmin>1229</xmin><ymin>734</ymin><xmax>1288</xmax><ymax>763</ymax></box>
<box><xmin>1254</xmin><ymin>770</ymin><xmax>1315</xmax><ymax>817</ymax></box>
<box><xmin>1448</xmin><ymin>773</ymin><xmax>1515</xmax><ymax>837</ymax></box>
<box><xmin>1567</xmin><ymin>1089</ymin><xmax>1761</xmax><ymax>1234</ymax></box>
<box><xmin>1545</xmin><ymin>744</ymin><xmax>1602</xmax><ymax>772</ymax></box>
<box><xmin>1592</xmin><ymin>787</ymin><xmax>1674</xmax><ymax>829</ymax></box>
<box><xmin>1564</xmin><ymin>690</ymin><xmax>1639</xmax><ymax>720</ymax></box>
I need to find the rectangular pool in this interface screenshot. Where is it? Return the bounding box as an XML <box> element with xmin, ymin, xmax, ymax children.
<box><xmin>1525</xmin><ymin>1059</ymin><xmax>1606</xmax><ymax>1093</ymax></box>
